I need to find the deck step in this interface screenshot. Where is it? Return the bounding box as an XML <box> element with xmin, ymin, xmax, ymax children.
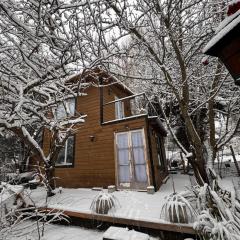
<box><xmin>103</xmin><ymin>226</ymin><xmax>149</xmax><ymax>240</ymax></box>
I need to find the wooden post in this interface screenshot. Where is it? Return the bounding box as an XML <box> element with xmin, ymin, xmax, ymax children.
<box><xmin>146</xmin><ymin>118</ymin><xmax>156</xmax><ymax>191</ymax></box>
<box><xmin>230</xmin><ymin>145</ymin><xmax>240</xmax><ymax>176</ymax></box>
<box><xmin>99</xmin><ymin>77</ymin><xmax>103</xmax><ymax>124</ymax></box>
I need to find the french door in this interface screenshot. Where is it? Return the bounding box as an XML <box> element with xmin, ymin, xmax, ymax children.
<box><xmin>115</xmin><ymin>129</ymin><xmax>149</xmax><ymax>189</ymax></box>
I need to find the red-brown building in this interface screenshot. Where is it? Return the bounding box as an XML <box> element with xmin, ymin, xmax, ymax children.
<box><xmin>43</xmin><ymin>69</ymin><xmax>168</xmax><ymax>191</ymax></box>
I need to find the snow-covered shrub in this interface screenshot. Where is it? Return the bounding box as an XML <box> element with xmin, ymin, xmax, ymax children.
<box><xmin>193</xmin><ymin>183</ymin><xmax>240</xmax><ymax>240</ymax></box>
<box><xmin>194</xmin><ymin>209</ymin><xmax>240</xmax><ymax>240</ymax></box>
<box><xmin>161</xmin><ymin>193</ymin><xmax>197</xmax><ymax>223</ymax></box>
<box><xmin>90</xmin><ymin>192</ymin><xmax>120</xmax><ymax>214</ymax></box>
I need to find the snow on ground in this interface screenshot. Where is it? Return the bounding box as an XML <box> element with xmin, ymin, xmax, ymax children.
<box><xmin>218</xmin><ymin>176</ymin><xmax>240</xmax><ymax>194</ymax></box>
<box><xmin>214</xmin><ymin>159</ymin><xmax>240</xmax><ymax>178</ymax></box>
<box><xmin>2</xmin><ymin>173</ymin><xmax>238</xmax><ymax>240</ymax></box>
<box><xmin>4</xmin><ymin>221</ymin><xmax>159</xmax><ymax>240</ymax></box>
<box><xmin>27</xmin><ymin>174</ymin><xmax>192</xmax><ymax>224</ymax></box>
<box><xmin>3</xmin><ymin>221</ymin><xmax>102</xmax><ymax>240</ymax></box>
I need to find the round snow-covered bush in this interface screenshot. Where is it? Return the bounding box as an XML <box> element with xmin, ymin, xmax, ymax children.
<box><xmin>161</xmin><ymin>193</ymin><xmax>197</xmax><ymax>224</ymax></box>
<box><xmin>90</xmin><ymin>192</ymin><xmax>120</xmax><ymax>214</ymax></box>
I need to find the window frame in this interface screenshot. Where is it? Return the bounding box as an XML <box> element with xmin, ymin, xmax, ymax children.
<box><xmin>115</xmin><ymin>128</ymin><xmax>149</xmax><ymax>189</ymax></box>
<box><xmin>115</xmin><ymin>96</ymin><xmax>125</xmax><ymax>119</ymax></box>
<box><xmin>55</xmin><ymin>136</ymin><xmax>75</xmax><ymax>168</ymax></box>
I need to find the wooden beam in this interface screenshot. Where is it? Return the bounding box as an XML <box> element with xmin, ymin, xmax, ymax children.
<box><xmin>103</xmin><ymin>92</ymin><xmax>145</xmax><ymax>106</ymax></box>
<box><xmin>99</xmin><ymin>76</ymin><xmax>104</xmax><ymax>124</ymax></box>
<box><xmin>102</xmin><ymin>114</ymin><xmax>147</xmax><ymax>125</ymax></box>
<box><xmin>39</xmin><ymin>208</ymin><xmax>196</xmax><ymax>235</ymax></box>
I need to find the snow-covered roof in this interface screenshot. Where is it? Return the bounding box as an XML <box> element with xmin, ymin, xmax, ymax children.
<box><xmin>203</xmin><ymin>10</ymin><xmax>240</xmax><ymax>54</ymax></box>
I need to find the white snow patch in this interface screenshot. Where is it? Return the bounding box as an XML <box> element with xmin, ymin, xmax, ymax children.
<box><xmin>103</xmin><ymin>226</ymin><xmax>149</xmax><ymax>240</ymax></box>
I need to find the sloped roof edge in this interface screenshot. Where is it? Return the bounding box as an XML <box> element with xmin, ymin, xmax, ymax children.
<box><xmin>65</xmin><ymin>67</ymin><xmax>135</xmax><ymax>96</ymax></box>
<box><xmin>203</xmin><ymin>12</ymin><xmax>240</xmax><ymax>55</ymax></box>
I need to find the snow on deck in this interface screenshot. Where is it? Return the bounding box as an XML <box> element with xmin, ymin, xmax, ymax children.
<box><xmin>28</xmin><ymin>174</ymin><xmax>192</xmax><ymax>224</ymax></box>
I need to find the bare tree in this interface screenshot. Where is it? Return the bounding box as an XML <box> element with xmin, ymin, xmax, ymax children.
<box><xmin>0</xmin><ymin>0</ymin><xmax>122</xmax><ymax>194</ymax></box>
<box><xmin>97</xmin><ymin>0</ymin><xmax>240</xmax><ymax>185</ymax></box>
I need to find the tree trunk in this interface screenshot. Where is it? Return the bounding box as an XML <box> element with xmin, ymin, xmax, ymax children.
<box><xmin>180</xmin><ymin>105</ymin><xmax>209</xmax><ymax>185</ymax></box>
<box><xmin>230</xmin><ymin>145</ymin><xmax>240</xmax><ymax>177</ymax></box>
<box><xmin>45</xmin><ymin>164</ymin><xmax>56</xmax><ymax>196</ymax></box>
<box><xmin>208</xmin><ymin>99</ymin><xmax>217</xmax><ymax>164</ymax></box>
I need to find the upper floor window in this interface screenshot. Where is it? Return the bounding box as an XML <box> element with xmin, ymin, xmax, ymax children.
<box><xmin>115</xmin><ymin>96</ymin><xmax>125</xmax><ymax>119</ymax></box>
<box><xmin>55</xmin><ymin>98</ymin><xmax>76</xmax><ymax>120</ymax></box>
<box><xmin>56</xmin><ymin>136</ymin><xmax>75</xmax><ymax>166</ymax></box>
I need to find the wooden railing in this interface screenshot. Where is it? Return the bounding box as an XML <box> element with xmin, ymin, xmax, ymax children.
<box><xmin>101</xmin><ymin>92</ymin><xmax>161</xmax><ymax>124</ymax></box>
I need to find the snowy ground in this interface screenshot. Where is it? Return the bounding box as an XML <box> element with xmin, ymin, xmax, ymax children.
<box><xmin>2</xmin><ymin>173</ymin><xmax>238</xmax><ymax>239</ymax></box>
<box><xmin>3</xmin><ymin>221</ymin><xmax>159</xmax><ymax>240</ymax></box>
<box><xmin>1</xmin><ymin>174</ymin><xmax>193</xmax><ymax>240</ymax></box>
<box><xmin>26</xmin><ymin>173</ymin><xmax>192</xmax><ymax>224</ymax></box>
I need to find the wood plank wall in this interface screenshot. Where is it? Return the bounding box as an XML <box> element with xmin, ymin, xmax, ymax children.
<box><xmin>43</xmin><ymin>85</ymin><xmax>151</xmax><ymax>188</ymax></box>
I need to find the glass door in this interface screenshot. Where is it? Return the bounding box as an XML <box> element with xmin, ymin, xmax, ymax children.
<box><xmin>115</xmin><ymin>132</ymin><xmax>131</xmax><ymax>188</ymax></box>
<box><xmin>115</xmin><ymin>129</ymin><xmax>148</xmax><ymax>189</ymax></box>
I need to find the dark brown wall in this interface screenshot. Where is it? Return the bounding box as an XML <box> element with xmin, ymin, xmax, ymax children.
<box><xmin>149</xmin><ymin>127</ymin><xmax>168</xmax><ymax>190</ymax></box>
<box><xmin>220</xmin><ymin>36</ymin><xmax>240</xmax><ymax>80</ymax></box>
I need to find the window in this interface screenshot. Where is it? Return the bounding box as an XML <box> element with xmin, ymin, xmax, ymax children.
<box><xmin>55</xmin><ymin>98</ymin><xmax>75</xmax><ymax>120</ymax></box>
<box><xmin>56</xmin><ymin>136</ymin><xmax>74</xmax><ymax>166</ymax></box>
<box><xmin>115</xmin><ymin>96</ymin><xmax>125</xmax><ymax>119</ymax></box>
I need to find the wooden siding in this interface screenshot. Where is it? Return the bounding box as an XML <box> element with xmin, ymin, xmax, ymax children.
<box><xmin>42</xmin><ymin>83</ymin><xmax>168</xmax><ymax>189</ymax></box>
<box><xmin>43</xmin><ymin>85</ymin><xmax>152</xmax><ymax>188</ymax></box>
<box><xmin>55</xmin><ymin>118</ymin><xmax>149</xmax><ymax>188</ymax></box>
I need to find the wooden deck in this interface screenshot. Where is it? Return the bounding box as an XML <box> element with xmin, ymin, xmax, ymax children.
<box><xmin>40</xmin><ymin>207</ymin><xmax>196</xmax><ymax>235</ymax></box>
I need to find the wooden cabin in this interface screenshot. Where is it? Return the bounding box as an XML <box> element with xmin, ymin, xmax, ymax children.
<box><xmin>43</xmin><ymin>68</ymin><xmax>168</xmax><ymax>191</ymax></box>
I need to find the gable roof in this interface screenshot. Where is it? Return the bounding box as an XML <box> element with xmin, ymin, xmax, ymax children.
<box><xmin>65</xmin><ymin>67</ymin><xmax>134</xmax><ymax>96</ymax></box>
